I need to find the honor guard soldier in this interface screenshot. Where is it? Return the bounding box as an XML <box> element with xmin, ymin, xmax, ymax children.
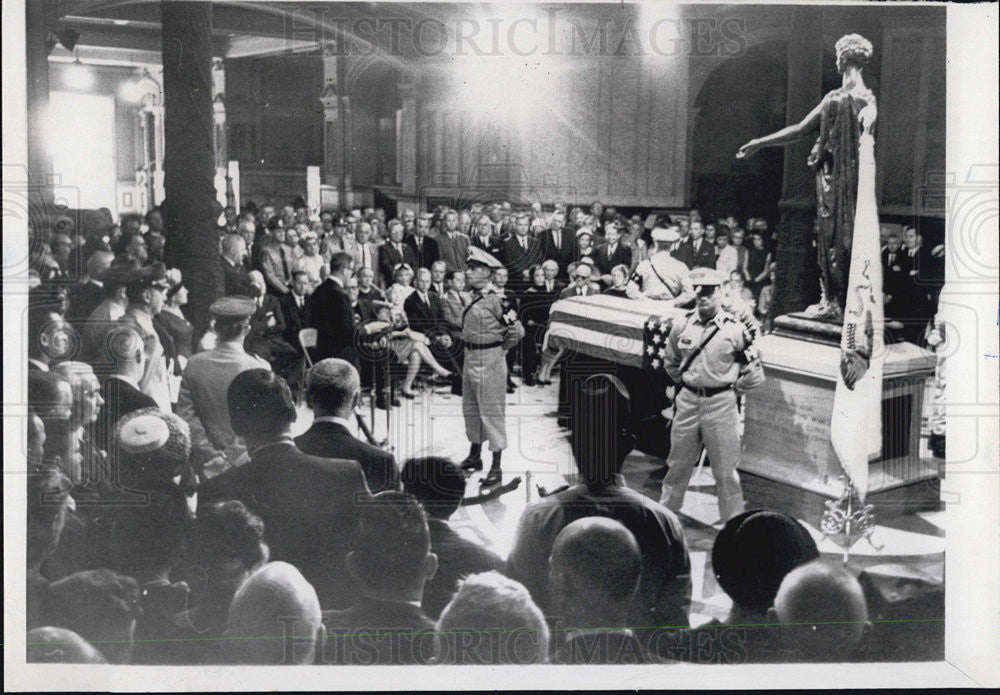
<box><xmin>459</xmin><ymin>246</ymin><xmax>526</xmax><ymax>487</ymax></box>
<box><xmin>176</xmin><ymin>295</ymin><xmax>270</xmax><ymax>479</ymax></box>
<box><xmin>627</xmin><ymin>226</ymin><xmax>693</xmax><ymax>305</ymax></box>
<box><xmin>658</xmin><ymin>268</ymin><xmax>764</xmax><ymax>523</ymax></box>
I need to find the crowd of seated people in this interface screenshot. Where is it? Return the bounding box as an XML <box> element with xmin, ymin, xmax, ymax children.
<box><xmin>22</xmin><ymin>198</ymin><xmax>938</xmax><ymax>666</ymax></box>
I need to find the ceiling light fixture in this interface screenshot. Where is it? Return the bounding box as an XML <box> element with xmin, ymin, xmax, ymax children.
<box><xmin>65</xmin><ymin>50</ymin><xmax>94</xmax><ymax>90</ymax></box>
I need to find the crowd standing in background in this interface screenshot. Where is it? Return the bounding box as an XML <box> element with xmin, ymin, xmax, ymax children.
<box><xmin>22</xmin><ymin>197</ymin><xmax>942</xmax><ymax>665</ymax></box>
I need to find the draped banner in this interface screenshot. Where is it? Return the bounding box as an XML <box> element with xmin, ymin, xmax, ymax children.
<box><xmin>543</xmin><ymin>295</ymin><xmax>686</xmax><ymax>367</ymax></box>
<box><xmin>830</xmin><ymin>131</ymin><xmax>884</xmax><ymax>500</ymax></box>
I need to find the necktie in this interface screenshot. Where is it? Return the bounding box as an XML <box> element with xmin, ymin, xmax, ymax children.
<box><xmin>546</xmin><ymin>281</ymin><xmax>552</xmax><ymax>292</ymax></box>
<box><xmin>361</xmin><ymin>245</ymin><xmax>368</xmax><ymax>268</ymax></box>
<box><xmin>577</xmin><ymin>287</ymin><xmax>583</xmax><ymax>296</ymax></box>
<box><xmin>609</xmin><ymin>244</ymin><xmax>616</xmax><ymax>258</ymax></box>
<box><xmin>280</xmin><ymin>246</ymin><xmax>289</xmax><ymax>278</ymax></box>
<box><xmin>888</xmin><ymin>252</ymin><xmax>895</xmax><ymax>265</ymax></box>
<box><xmin>553</xmin><ymin>231</ymin><xmax>560</xmax><ymax>249</ymax></box>
<box><xmin>521</xmin><ymin>237</ymin><xmax>527</xmax><ymax>251</ymax></box>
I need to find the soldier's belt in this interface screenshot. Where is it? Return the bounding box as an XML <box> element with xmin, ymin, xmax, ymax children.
<box><xmin>465</xmin><ymin>340</ymin><xmax>503</xmax><ymax>351</ymax></box>
<box><xmin>681</xmin><ymin>383</ymin><xmax>733</xmax><ymax>398</ymax></box>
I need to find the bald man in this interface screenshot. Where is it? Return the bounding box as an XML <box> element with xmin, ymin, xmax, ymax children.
<box><xmin>221</xmin><ymin>562</ymin><xmax>325</xmax><ymax>665</ymax></box>
<box><xmin>27</xmin><ymin>627</ymin><xmax>107</xmax><ymax>664</ymax></box>
<box><xmin>220</xmin><ymin>233</ymin><xmax>254</xmax><ymax>296</ymax></box>
<box><xmin>548</xmin><ymin>517</ymin><xmax>656</xmax><ymax>664</ymax></box>
<box><xmin>770</xmin><ymin>560</ymin><xmax>872</xmax><ymax>662</ymax></box>
<box><xmin>246</xmin><ymin>270</ymin><xmax>299</xmax><ymax>383</ymax></box>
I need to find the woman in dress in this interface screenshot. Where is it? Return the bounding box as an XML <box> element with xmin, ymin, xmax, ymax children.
<box><xmin>155</xmin><ymin>270</ymin><xmax>194</xmax><ymax>363</ymax></box>
<box><xmin>744</xmin><ymin>230</ymin><xmax>773</xmax><ymax>297</ymax></box>
<box><xmin>385</xmin><ymin>263</ymin><xmax>416</xmax><ymax>311</ymax></box>
<box><xmin>602</xmin><ymin>264</ymin><xmax>632</xmax><ymax>298</ymax></box>
<box><xmin>518</xmin><ymin>265</ymin><xmax>553</xmax><ymax>386</ymax></box>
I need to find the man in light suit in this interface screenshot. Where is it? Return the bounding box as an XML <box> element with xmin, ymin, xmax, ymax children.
<box><xmin>435</xmin><ymin>210</ymin><xmax>471</xmax><ymax>274</ymax></box>
<box><xmin>345</xmin><ymin>221</ymin><xmax>379</xmax><ymax>280</ymax></box>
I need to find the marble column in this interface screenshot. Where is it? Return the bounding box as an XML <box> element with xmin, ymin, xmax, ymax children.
<box><xmin>161</xmin><ymin>0</ymin><xmax>220</xmax><ymax>335</ymax></box>
<box><xmin>399</xmin><ymin>82</ymin><xmax>418</xmax><ymax>197</ymax></box>
<box><xmin>321</xmin><ymin>47</ymin><xmax>353</xmax><ymax>207</ymax></box>
<box><xmin>772</xmin><ymin>6</ymin><xmax>824</xmax><ymax>318</ymax></box>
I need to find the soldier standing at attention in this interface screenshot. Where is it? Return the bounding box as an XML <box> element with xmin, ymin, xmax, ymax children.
<box><xmin>459</xmin><ymin>247</ymin><xmax>526</xmax><ymax>487</ymax></box>
<box><xmin>627</xmin><ymin>226</ymin><xmax>694</xmax><ymax>305</ymax></box>
<box><xmin>659</xmin><ymin>268</ymin><xmax>765</xmax><ymax>523</ymax></box>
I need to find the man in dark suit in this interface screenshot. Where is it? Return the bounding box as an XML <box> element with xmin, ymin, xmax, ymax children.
<box><xmin>881</xmin><ymin>232</ymin><xmax>910</xmax><ymax>321</ymax></box>
<box><xmin>93</xmin><ymin>324</ymin><xmax>157</xmax><ymax>453</ymax></box>
<box><xmin>405</xmin><ymin>268</ymin><xmax>463</xmax><ymax>385</ymax></box>
<box><xmin>405</xmin><ymin>215</ymin><xmax>441</xmax><ymax>271</ymax></box>
<box><xmin>279</xmin><ymin>270</ymin><xmax>311</xmax><ymax>353</ymax></box>
<box><xmin>595</xmin><ymin>222</ymin><xmax>633</xmax><ymax>285</ymax></box>
<box><xmin>435</xmin><ymin>210</ymin><xmax>470</xmax><ymax>273</ymax></box>
<box><xmin>295</xmin><ymin>358</ymin><xmax>400</xmax><ymax>494</ymax></box>
<box><xmin>199</xmin><ymin>369</ymin><xmax>370</xmax><ymax>610</ymax></box>
<box><xmin>502</xmin><ymin>213</ymin><xmax>545</xmax><ymax>295</ymax></box>
<box><xmin>401</xmin><ymin>457</ymin><xmax>504</xmax><ymax>620</ymax></box>
<box><xmin>220</xmin><ymin>233</ymin><xmax>254</xmax><ymax>296</ymax></box>
<box><xmin>67</xmin><ymin>250</ymin><xmax>114</xmax><ymax>331</ymax></box>
<box><xmin>308</xmin><ymin>252</ymin><xmax>359</xmax><ymax>368</ymax></box>
<box><xmin>540</xmin><ymin>211</ymin><xmax>576</xmax><ymax>281</ymax></box>
<box><xmin>469</xmin><ymin>214</ymin><xmax>505</xmax><ymax>259</ymax></box>
<box><xmin>378</xmin><ymin>220</ymin><xmax>418</xmax><ymax>287</ymax></box>
<box><xmin>245</xmin><ymin>271</ymin><xmax>300</xmax><ymax>384</ymax></box>
<box><xmin>559</xmin><ymin>262</ymin><xmax>601</xmax><ymax>299</ymax></box>
<box><xmin>683</xmin><ymin>221</ymin><xmax>716</xmax><ymax>270</ymax></box>
<box><xmin>322</xmin><ymin>491</ymin><xmax>438</xmax><ymax>665</ymax></box>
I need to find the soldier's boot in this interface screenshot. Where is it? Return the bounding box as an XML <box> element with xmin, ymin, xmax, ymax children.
<box><xmin>481</xmin><ymin>451</ymin><xmax>503</xmax><ymax>486</ymax></box>
<box><xmin>460</xmin><ymin>443</ymin><xmax>483</xmax><ymax>472</ymax></box>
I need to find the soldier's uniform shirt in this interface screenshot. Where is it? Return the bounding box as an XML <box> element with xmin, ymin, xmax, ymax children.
<box><xmin>176</xmin><ymin>341</ymin><xmax>271</xmax><ymax>478</ymax></box>
<box><xmin>659</xmin><ymin>309</ymin><xmax>764</xmax><ymax>522</ymax></box>
<box><xmin>460</xmin><ymin>287</ymin><xmax>525</xmax><ymax>450</ymax></box>
<box><xmin>631</xmin><ymin>252</ymin><xmax>692</xmax><ymax>300</ymax></box>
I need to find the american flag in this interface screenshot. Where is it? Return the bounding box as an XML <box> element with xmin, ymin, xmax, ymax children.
<box><xmin>642</xmin><ymin>315</ymin><xmax>674</xmax><ymax>373</ymax></box>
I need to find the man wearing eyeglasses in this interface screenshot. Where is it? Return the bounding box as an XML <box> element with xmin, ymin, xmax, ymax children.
<box><xmin>559</xmin><ymin>262</ymin><xmax>600</xmax><ymax>299</ymax></box>
<box><xmin>658</xmin><ymin>268</ymin><xmax>764</xmax><ymax>524</ymax></box>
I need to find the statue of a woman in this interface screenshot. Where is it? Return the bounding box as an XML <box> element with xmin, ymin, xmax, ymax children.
<box><xmin>737</xmin><ymin>34</ymin><xmax>877</xmax><ymax>320</ymax></box>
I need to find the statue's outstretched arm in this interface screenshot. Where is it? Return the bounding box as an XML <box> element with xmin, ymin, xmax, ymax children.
<box><xmin>736</xmin><ymin>99</ymin><xmax>824</xmax><ymax>159</ymax></box>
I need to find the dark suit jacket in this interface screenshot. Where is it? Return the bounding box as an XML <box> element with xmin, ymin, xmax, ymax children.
<box><xmin>540</xmin><ymin>227</ymin><xmax>576</xmax><ymax>279</ymax></box>
<box><xmin>422</xmin><ymin>518</ymin><xmax>505</xmax><ymax>620</ymax></box>
<box><xmin>96</xmin><ymin>376</ymin><xmax>158</xmax><ymax>452</ymax></box>
<box><xmin>67</xmin><ymin>281</ymin><xmax>105</xmax><ymax>329</ymax></box>
<box><xmin>221</xmin><ymin>256</ymin><xmax>254</xmax><ymax>296</ymax></box>
<box><xmin>559</xmin><ymin>284</ymin><xmax>600</xmax><ymax>299</ymax></box>
<box><xmin>295</xmin><ymin>420</ymin><xmax>399</xmax><ymax>494</ymax></box>
<box><xmin>595</xmin><ymin>241</ymin><xmax>633</xmax><ymax>276</ymax></box>
<box><xmin>323</xmin><ymin>597</ymin><xmax>437</xmax><ymax>665</ymax></box>
<box><xmin>502</xmin><ymin>235</ymin><xmax>545</xmax><ymax>278</ymax></box>
<box><xmin>378</xmin><ymin>242</ymin><xmax>418</xmax><ymax>287</ymax></box>
<box><xmin>199</xmin><ymin>440</ymin><xmax>370</xmax><ymax>609</ymax></box>
<box><xmin>279</xmin><ymin>291</ymin><xmax>311</xmax><ymax>352</ymax></box>
<box><xmin>308</xmin><ymin>278</ymin><xmax>358</xmax><ymax>367</ymax></box>
<box><xmin>436</xmin><ymin>231</ymin><xmax>471</xmax><ymax>272</ymax></box>
<box><xmin>881</xmin><ymin>248</ymin><xmax>911</xmax><ymax>307</ymax></box>
<box><xmin>404</xmin><ymin>235</ymin><xmax>441</xmax><ymax>270</ymax></box>
<box><xmin>470</xmin><ymin>235</ymin><xmax>505</xmax><ymax>259</ymax></box>
<box><xmin>684</xmin><ymin>238</ymin><xmax>716</xmax><ymax>269</ymax></box>
<box><xmin>403</xmin><ymin>291</ymin><xmax>450</xmax><ymax>340</ymax></box>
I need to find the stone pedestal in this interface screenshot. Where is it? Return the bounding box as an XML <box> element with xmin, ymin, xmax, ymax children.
<box><xmin>741</xmin><ymin>332</ymin><xmax>940</xmax><ymax>524</ymax></box>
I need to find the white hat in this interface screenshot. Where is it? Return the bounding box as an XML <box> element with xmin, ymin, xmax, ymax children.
<box><xmin>651</xmin><ymin>227</ymin><xmax>680</xmax><ymax>243</ymax></box>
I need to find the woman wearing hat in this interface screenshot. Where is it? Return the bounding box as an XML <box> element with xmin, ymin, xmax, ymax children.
<box><xmin>155</xmin><ymin>269</ymin><xmax>194</xmax><ymax>366</ymax></box>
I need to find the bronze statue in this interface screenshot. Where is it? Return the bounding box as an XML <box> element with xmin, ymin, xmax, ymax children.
<box><xmin>737</xmin><ymin>34</ymin><xmax>877</xmax><ymax>320</ymax></box>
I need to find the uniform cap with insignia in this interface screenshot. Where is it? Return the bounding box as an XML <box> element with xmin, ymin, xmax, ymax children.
<box><xmin>124</xmin><ymin>262</ymin><xmax>170</xmax><ymax>290</ymax></box>
<box><xmin>209</xmin><ymin>295</ymin><xmax>257</xmax><ymax>323</ymax></box>
<box><xmin>575</xmin><ymin>226</ymin><xmax>595</xmax><ymax>238</ymax></box>
<box><xmin>651</xmin><ymin>227</ymin><xmax>680</xmax><ymax>243</ymax></box>
<box><xmin>467</xmin><ymin>245</ymin><xmax>503</xmax><ymax>269</ymax></box>
<box><xmin>688</xmin><ymin>267</ymin><xmax>727</xmax><ymax>287</ymax></box>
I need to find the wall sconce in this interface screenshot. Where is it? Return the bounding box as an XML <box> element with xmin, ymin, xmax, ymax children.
<box><xmin>120</xmin><ymin>68</ymin><xmax>162</xmax><ymax>104</ymax></box>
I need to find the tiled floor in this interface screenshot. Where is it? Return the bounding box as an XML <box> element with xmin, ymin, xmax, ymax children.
<box><xmin>294</xmin><ymin>376</ymin><xmax>945</xmax><ymax>626</ymax></box>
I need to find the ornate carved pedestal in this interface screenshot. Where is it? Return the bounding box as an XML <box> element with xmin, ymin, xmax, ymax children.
<box><xmin>740</xmin><ymin>317</ymin><xmax>940</xmax><ymax>524</ymax></box>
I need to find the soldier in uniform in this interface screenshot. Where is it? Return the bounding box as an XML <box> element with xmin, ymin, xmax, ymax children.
<box><xmin>627</xmin><ymin>227</ymin><xmax>694</xmax><ymax>305</ymax></box>
<box><xmin>459</xmin><ymin>246</ymin><xmax>526</xmax><ymax>487</ymax></box>
<box><xmin>176</xmin><ymin>296</ymin><xmax>271</xmax><ymax>480</ymax></box>
<box><xmin>658</xmin><ymin>268</ymin><xmax>765</xmax><ymax>523</ymax></box>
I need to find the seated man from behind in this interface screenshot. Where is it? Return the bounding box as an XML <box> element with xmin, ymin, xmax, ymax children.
<box><xmin>295</xmin><ymin>358</ymin><xmax>399</xmax><ymax>493</ymax></box>
<box><xmin>436</xmin><ymin>571</ymin><xmax>549</xmax><ymax>665</ymax></box>
<box><xmin>221</xmin><ymin>561</ymin><xmax>325</xmax><ymax>665</ymax></box>
<box><xmin>323</xmin><ymin>491</ymin><xmax>439</xmax><ymax>665</ymax></box>
<box><xmin>199</xmin><ymin>369</ymin><xmax>369</xmax><ymax>611</ymax></box>
<box><xmin>45</xmin><ymin>569</ymin><xmax>142</xmax><ymax>664</ymax></box>
<box><xmin>549</xmin><ymin>517</ymin><xmax>653</xmax><ymax>664</ymax></box>
<box><xmin>506</xmin><ymin>374</ymin><xmax>692</xmax><ymax>647</ymax></box>
<box><xmin>401</xmin><ymin>457</ymin><xmax>504</xmax><ymax>619</ymax></box>
<box><xmin>655</xmin><ymin>509</ymin><xmax>819</xmax><ymax>664</ymax></box>
<box><xmin>770</xmin><ymin>560</ymin><xmax>872</xmax><ymax>663</ymax></box>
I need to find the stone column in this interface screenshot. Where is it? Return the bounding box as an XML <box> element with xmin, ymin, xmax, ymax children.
<box><xmin>25</xmin><ymin>0</ymin><xmax>53</xmax><ymax>210</ymax></box>
<box><xmin>772</xmin><ymin>6</ymin><xmax>824</xmax><ymax>318</ymax></box>
<box><xmin>161</xmin><ymin>0</ymin><xmax>221</xmax><ymax>335</ymax></box>
<box><xmin>212</xmin><ymin>58</ymin><xmax>227</xmax><ymax>171</ymax></box>
<box><xmin>321</xmin><ymin>46</ymin><xmax>352</xmax><ymax>208</ymax></box>
<box><xmin>399</xmin><ymin>82</ymin><xmax>418</xmax><ymax>197</ymax></box>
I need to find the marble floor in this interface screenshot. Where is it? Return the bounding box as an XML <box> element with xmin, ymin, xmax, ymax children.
<box><xmin>292</xmin><ymin>375</ymin><xmax>946</xmax><ymax>627</ymax></box>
